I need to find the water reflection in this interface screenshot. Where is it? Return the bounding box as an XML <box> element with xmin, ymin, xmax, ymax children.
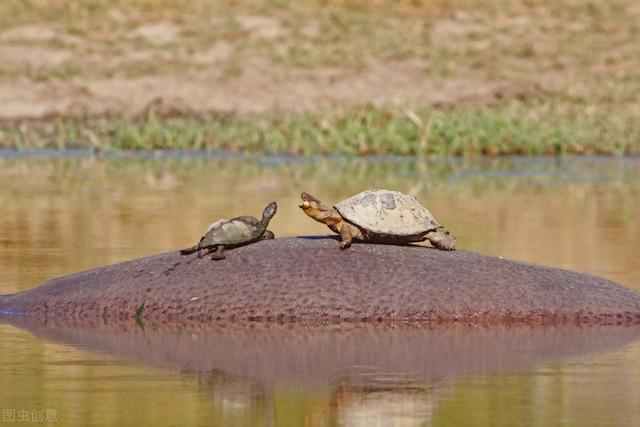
<box><xmin>331</xmin><ymin>374</ymin><xmax>446</xmax><ymax>427</ymax></box>
<box><xmin>6</xmin><ymin>317</ymin><xmax>640</xmax><ymax>382</ymax></box>
<box><xmin>2</xmin><ymin>317</ymin><xmax>640</xmax><ymax>426</ymax></box>
<box><xmin>1</xmin><ymin>154</ymin><xmax>639</xmax><ymax>426</ymax></box>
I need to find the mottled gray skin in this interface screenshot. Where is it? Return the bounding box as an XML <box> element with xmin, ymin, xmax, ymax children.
<box><xmin>181</xmin><ymin>202</ymin><xmax>277</xmax><ymax>259</ymax></box>
<box><xmin>2</xmin><ymin>237</ymin><xmax>640</xmax><ymax>326</ymax></box>
<box><xmin>300</xmin><ymin>190</ymin><xmax>456</xmax><ymax>250</ymax></box>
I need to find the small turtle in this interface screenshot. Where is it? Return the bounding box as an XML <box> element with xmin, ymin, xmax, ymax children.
<box><xmin>181</xmin><ymin>202</ymin><xmax>277</xmax><ymax>259</ymax></box>
<box><xmin>299</xmin><ymin>190</ymin><xmax>455</xmax><ymax>250</ymax></box>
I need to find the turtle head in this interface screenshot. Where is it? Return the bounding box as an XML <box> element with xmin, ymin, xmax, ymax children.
<box><xmin>299</xmin><ymin>192</ymin><xmax>342</xmax><ymax>226</ymax></box>
<box><xmin>299</xmin><ymin>192</ymin><xmax>322</xmax><ymax>210</ymax></box>
<box><xmin>262</xmin><ymin>202</ymin><xmax>278</xmax><ymax>223</ymax></box>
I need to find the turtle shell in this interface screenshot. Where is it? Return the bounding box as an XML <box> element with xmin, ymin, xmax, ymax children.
<box><xmin>200</xmin><ymin>217</ymin><xmax>260</xmax><ymax>247</ymax></box>
<box><xmin>335</xmin><ymin>189</ymin><xmax>442</xmax><ymax>236</ymax></box>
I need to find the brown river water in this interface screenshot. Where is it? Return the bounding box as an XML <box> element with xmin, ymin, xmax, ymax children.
<box><xmin>1</xmin><ymin>153</ymin><xmax>639</xmax><ymax>426</ymax></box>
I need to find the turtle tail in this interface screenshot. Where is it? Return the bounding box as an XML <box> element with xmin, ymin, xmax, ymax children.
<box><xmin>180</xmin><ymin>245</ymin><xmax>199</xmax><ymax>255</ymax></box>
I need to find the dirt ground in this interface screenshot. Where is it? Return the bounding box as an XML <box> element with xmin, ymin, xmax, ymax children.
<box><xmin>0</xmin><ymin>1</ymin><xmax>638</xmax><ymax>120</ymax></box>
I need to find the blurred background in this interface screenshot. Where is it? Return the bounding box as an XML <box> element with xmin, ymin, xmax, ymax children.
<box><xmin>1</xmin><ymin>1</ymin><xmax>640</xmax><ymax>426</ymax></box>
<box><xmin>0</xmin><ymin>0</ymin><xmax>638</xmax><ymax>154</ymax></box>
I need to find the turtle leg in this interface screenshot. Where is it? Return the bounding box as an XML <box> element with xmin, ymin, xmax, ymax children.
<box><xmin>262</xmin><ymin>230</ymin><xmax>275</xmax><ymax>240</ymax></box>
<box><xmin>425</xmin><ymin>230</ymin><xmax>457</xmax><ymax>251</ymax></box>
<box><xmin>339</xmin><ymin>224</ymin><xmax>356</xmax><ymax>250</ymax></box>
<box><xmin>197</xmin><ymin>247</ymin><xmax>206</xmax><ymax>258</ymax></box>
<box><xmin>210</xmin><ymin>245</ymin><xmax>226</xmax><ymax>260</ymax></box>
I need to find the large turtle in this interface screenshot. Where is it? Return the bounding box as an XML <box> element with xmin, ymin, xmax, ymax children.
<box><xmin>299</xmin><ymin>190</ymin><xmax>455</xmax><ymax>250</ymax></box>
<box><xmin>181</xmin><ymin>202</ymin><xmax>277</xmax><ymax>259</ymax></box>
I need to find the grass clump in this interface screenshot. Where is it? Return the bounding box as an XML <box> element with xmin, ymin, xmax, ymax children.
<box><xmin>1</xmin><ymin>104</ymin><xmax>637</xmax><ymax>156</ymax></box>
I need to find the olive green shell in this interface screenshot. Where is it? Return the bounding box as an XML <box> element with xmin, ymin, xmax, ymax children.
<box><xmin>198</xmin><ymin>216</ymin><xmax>262</xmax><ymax>248</ymax></box>
<box><xmin>335</xmin><ymin>189</ymin><xmax>442</xmax><ymax>237</ymax></box>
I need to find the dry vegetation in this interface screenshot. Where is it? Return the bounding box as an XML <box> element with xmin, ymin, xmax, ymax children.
<box><xmin>0</xmin><ymin>0</ymin><xmax>638</xmax><ymax>154</ymax></box>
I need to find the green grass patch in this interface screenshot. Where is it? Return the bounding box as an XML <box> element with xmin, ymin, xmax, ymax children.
<box><xmin>1</xmin><ymin>104</ymin><xmax>637</xmax><ymax>156</ymax></box>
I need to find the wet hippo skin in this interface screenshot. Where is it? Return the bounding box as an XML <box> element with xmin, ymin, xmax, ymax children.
<box><xmin>1</xmin><ymin>236</ymin><xmax>640</xmax><ymax>326</ymax></box>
